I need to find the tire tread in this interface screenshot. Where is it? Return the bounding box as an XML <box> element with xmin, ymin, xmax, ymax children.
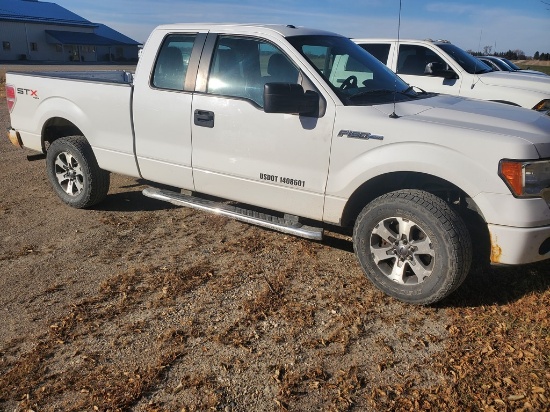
<box><xmin>47</xmin><ymin>136</ymin><xmax>110</xmax><ymax>208</ymax></box>
<box><xmin>353</xmin><ymin>189</ymin><xmax>472</xmax><ymax>305</ymax></box>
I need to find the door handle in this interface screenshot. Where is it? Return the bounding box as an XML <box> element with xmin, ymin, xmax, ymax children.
<box><xmin>194</xmin><ymin>109</ymin><xmax>214</xmax><ymax>128</ymax></box>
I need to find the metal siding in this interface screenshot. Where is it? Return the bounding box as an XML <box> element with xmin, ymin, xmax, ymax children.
<box><xmin>26</xmin><ymin>23</ymin><xmax>61</xmax><ymax>61</ymax></box>
<box><xmin>0</xmin><ymin>22</ymin><xmax>28</xmax><ymax>60</ymax></box>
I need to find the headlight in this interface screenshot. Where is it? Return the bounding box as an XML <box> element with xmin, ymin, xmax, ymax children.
<box><xmin>499</xmin><ymin>159</ymin><xmax>550</xmax><ymax>198</ymax></box>
<box><xmin>532</xmin><ymin>99</ymin><xmax>550</xmax><ymax>115</ymax></box>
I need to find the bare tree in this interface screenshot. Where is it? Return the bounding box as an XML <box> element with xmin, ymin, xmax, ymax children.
<box><xmin>513</xmin><ymin>49</ymin><xmax>527</xmax><ymax>60</ymax></box>
<box><xmin>483</xmin><ymin>45</ymin><xmax>493</xmax><ymax>55</ymax></box>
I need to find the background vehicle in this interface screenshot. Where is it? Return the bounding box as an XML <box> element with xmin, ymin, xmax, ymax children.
<box><xmin>6</xmin><ymin>24</ymin><xmax>550</xmax><ymax>305</ymax></box>
<box><xmin>497</xmin><ymin>56</ymin><xmax>549</xmax><ymax>76</ymax></box>
<box><xmin>355</xmin><ymin>38</ymin><xmax>550</xmax><ymax>113</ymax></box>
<box><xmin>479</xmin><ymin>55</ymin><xmax>548</xmax><ymax>76</ymax></box>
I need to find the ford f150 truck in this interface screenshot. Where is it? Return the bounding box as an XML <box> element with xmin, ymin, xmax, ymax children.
<box><xmin>354</xmin><ymin>38</ymin><xmax>550</xmax><ymax>114</ymax></box>
<box><xmin>6</xmin><ymin>24</ymin><xmax>550</xmax><ymax>304</ymax></box>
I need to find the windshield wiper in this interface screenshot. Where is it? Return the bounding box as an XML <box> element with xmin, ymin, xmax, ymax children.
<box><xmin>346</xmin><ymin>89</ymin><xmax>396</xmax><ymax>101</ymax></box>
<box><xmin>347</xmin><ymin>87</ymin><xmax>426</xmax><ymax>101</ymax></box>
<box><xmin>475</xmin><ymin>68</ymin><xmax>492</xmax><ymax>74</ymax></box>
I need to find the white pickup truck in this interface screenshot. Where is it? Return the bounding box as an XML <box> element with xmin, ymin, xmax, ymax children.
<box><xmin>6</xmin><ymin>24</ymin><xmax>550</xmax><ymax>304</ymax></box>
<box><xmin>354</xmin><ymin>38</ymin><xmax>550</xmax><ymax>113</ymax></box>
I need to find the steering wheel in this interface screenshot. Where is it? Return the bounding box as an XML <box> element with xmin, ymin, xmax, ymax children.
<box><xmin>339</xmin><ymin>75</ymin><xmax>358</xmax><ymax>90</ymax></box>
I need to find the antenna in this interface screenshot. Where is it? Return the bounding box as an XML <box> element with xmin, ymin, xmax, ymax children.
<box><xmin>471</xmin><ymin>29</ymin><xmax>483</xmax><ymax>89</ymax></box>
<box><xmin>389</xmin><ymin>0</ymin><xmax>402</xmax><ymax>119</ymax></box>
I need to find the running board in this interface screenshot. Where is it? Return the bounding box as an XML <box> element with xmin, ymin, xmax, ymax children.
<box><xmin>142</xmin><ymin>187</ymin><xmax>324</xmax><ymax>241</ymax></box>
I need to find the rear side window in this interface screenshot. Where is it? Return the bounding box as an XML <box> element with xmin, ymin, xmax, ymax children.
<box><xmin>358</xmin><ymin>43</ymin><xmax>391</xmax><ymax>65</ymax></box>
<box><xmin>152</xmin><ymin>34</ymin><xmax>196</xmax><ymax>91</ymax></box>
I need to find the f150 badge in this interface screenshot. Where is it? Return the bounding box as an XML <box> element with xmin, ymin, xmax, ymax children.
<box><xmin>338</xmin><ymin>130</ymin><xmax>383</xmax><ymax>140</ymax></box>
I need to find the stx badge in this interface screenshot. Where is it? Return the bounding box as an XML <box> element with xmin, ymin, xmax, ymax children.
<box><xmin>17</xmin><ymin>88</ymin><xmax>39</xmax><ymax>99</ymax></box>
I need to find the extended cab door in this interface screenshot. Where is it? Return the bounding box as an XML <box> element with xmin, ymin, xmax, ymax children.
<box><xmin>190</xmin><ymin>34</ymin><xmax>335</xmax><ymax>221</ymax></box>
<box><xmin>132</xmin><ymin>29</ymin><xmax>207</xmax><ymax>189</ymax></box>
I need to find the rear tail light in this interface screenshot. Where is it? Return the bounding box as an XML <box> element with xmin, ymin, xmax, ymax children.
<box><xmin>6</xmin><ymin>84</ymin><xmax>16</xmax><ymax>113</ymax></box>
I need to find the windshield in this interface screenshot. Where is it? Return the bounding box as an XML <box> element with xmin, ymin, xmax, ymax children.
<box><xmin>287</xmin><ymin>35</ymin><xmax>421</xmax><ymax>105</ymax></box>
<box><xmin>500</xmin><ymin>58</ymin><xmax>521</xmax><ymax>71</ymax></box>
<box><xmin>438</xmin><ymin>43</ymin><xmax>492</xmax><ymax>74</ymax></box>
<box><xmin>483</xmin><ymin>57</ymin><xmax>511</xmax><ymax>71</ymax></box>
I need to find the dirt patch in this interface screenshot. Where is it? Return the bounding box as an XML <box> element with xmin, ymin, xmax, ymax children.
<box><xmin>0</xmin><ymin>66</ymin><xmax>549</xmax><ymax>411</ymax></box>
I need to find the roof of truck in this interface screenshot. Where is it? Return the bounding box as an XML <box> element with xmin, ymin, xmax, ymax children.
<box><xmin>154</xmin><ymin>23</ymin><xmax>342</xmax><ymax>38</ymax></box>
<box><xmin>353</xmin><ymin>38</ymin><xmax>453</xmax><ymax>45</ymax></box>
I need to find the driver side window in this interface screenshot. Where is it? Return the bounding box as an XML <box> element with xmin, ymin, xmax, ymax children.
<box><xmin>207</xmin><ymin>36</ymin><xmax>298</xmax><ymax>107</ymax></box>
<box><xmin>397</xmin><ymin>45</ymin><xmax>445</xmax><ymax>75</ymax></box>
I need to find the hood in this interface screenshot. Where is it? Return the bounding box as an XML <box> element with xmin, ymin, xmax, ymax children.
<box><xmin>491</xmin><ymin>70</ymin><xmax>549</xmax><ymax>78</ymax></box>
<box><xmin>478</xmin><ymin>70</ymin><xmax>550</xmax><ymax>92</ymax></box>
<box><xmin>375</xmin><ymin>95</ymin><xmax>550</xmax><ymax>157</ymax></box>
<box><xmin>516</xmin><ymin>69</ymin><xmax>549</xmax><ymax>77</ymax></box>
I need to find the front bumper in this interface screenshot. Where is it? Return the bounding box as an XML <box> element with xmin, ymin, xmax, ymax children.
<box><xmin>488</xmin><ymin>223</ymin><xmax>550</xmax><ymax>265</ymax></box>
<box><xmin>7</xmin><ymin>128</ymin><xmax>23</xmax><ymax>148</ymax></box>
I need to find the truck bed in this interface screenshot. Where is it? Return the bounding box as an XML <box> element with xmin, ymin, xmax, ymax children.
<box><xmin>7</xmin><ymin>70</ymin><xmax>137</xmax><ymax>176</ymax></box>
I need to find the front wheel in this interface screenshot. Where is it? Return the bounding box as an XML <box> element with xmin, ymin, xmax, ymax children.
<box><xmin>46</xmin><ymin>136</ymin><xmax>110</xmax><ymax>208</ymax></box>
<box><xmin>353</xmin><ymin>189</ymin><xmax>472</xmax><ymax>305</ymax></box>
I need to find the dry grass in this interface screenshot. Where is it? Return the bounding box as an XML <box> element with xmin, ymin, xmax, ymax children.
<box><xmin>369</xmin><ymin>265</ymin><xmax>550</xmax><ymax>411</ymax></box>
<box><xmin>514</xmin><ymin>61</ymin><xmax>550</xmax><ymax>75</ymax></box>
<box><xmin>515</xmin><ymin>60</ymin><xmax>550</xmax><ymax>67</ymax></box>
<box><xmin>1</xmin><ymin>224</ymin><xmax>548</xmax><ymax>411</ymax></box>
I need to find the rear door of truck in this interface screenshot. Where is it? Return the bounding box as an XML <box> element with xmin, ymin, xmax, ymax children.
<box><xmin>132</xmin><ymin>29</ymin><xmax>207</xmax><ymax>189</ymax></box>
<box><xmin>392</xmin><ymin>42</ymin><xmax>464</xmax><ymax>97</ymax></box>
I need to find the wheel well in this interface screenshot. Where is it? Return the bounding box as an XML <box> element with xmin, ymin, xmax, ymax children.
<box><xmin>341</xmin><ymin>171</ymin><xmax>491</xmax><ymax>266</ymax></box>
<box><xmin>342</xmin><ymin>172</ymin><xmax>466</xmax><ymax>225</ymax></box>
<box><xmin>42</xmin><ymin>117</ymin><xmax>84</xmax><ymax>151</ymax></box>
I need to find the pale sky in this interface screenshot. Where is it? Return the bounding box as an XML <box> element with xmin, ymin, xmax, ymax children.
<box><xmin>53</xmin><ymin>0</ymin><xmax>550</xmax><ymax>57</ymax></box>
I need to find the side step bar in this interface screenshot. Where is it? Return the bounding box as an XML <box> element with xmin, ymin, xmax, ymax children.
<box><xmin>143</xmin><ymin>187</ymin><xmax>324</xmax><ymax>241</ymax></box>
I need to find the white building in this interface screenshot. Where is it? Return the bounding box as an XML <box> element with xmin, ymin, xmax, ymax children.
<box><xmin>0</xmin><ymin>0</ymin><xmax>139</xmax><ymax>62</ymax></box>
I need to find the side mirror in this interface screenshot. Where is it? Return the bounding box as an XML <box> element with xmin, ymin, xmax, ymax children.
<box><xmin>425</xmin><ymin>62</ymin><xmax>457</xmax><ymax>79</ymax></box>
<box><xmin>264</xmin><ymin>83</ymin><xmax>319</xmax><ymax>116</ymax></box>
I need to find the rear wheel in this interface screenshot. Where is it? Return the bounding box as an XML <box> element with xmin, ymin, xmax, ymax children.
<box><xmin>353</xmin><ymin>189</ymin><xmax>472</xmax><ymax>305</ymax></box>
<box><xmin>46</xmin><ymin>136</ymin><xmax>110</xmax><ymax>208</ymax></box>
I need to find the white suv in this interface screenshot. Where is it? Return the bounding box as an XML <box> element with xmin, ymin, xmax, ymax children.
<box><xmin>354</xmin><ymin>38</ymin><xmax>550</xmax><ymax>114</ymax></box>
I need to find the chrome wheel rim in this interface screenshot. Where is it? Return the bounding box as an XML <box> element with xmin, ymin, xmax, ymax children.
<box><xmin>370</xmin><ymin>217</ymin><xmax>435</xmax><ymax>285</ymax></box>
<box><xmin>54</xmin><ymin>151</ymin><xmax>84</xmax><ymax>197</ymax></box>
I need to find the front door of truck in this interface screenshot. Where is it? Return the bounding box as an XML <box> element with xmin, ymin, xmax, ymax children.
<box><xmin>395</xmin><ymin>44</ymin><xmax>463</xmax><ymax>96</ymax></box>
<box><xmin>191</xmin><ymin>34</ymin><xmax>335</xmax><ymax>221</ymax></box>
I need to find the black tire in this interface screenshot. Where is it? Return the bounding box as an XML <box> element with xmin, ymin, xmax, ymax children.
<box><xmin>46</xmin><ymin>136</ymin><xmax>110</xmax><ymax>208</ymax></box>
<box><xmin>353</xmin><ymin>189</ymin><xmax>472</xmax><ymax>305</ymax></box>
